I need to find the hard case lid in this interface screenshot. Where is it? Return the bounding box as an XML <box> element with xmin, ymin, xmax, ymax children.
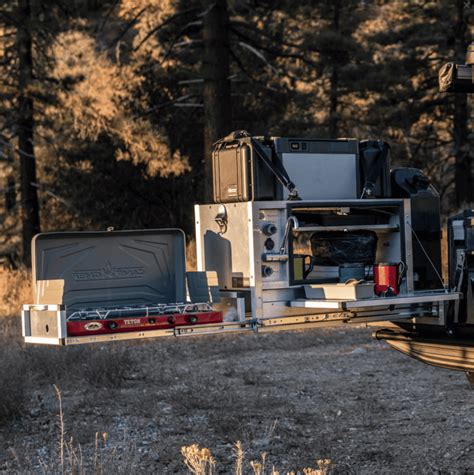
<box><xmin>32</xmin><ymin>229</ymin><xmax>186</xmax><ymax>310</ymax></box>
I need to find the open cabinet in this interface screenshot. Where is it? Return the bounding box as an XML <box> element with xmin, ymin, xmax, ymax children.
<box><xmin>196</xmin><ymin>199</ymin><xmax>459</xmax><ymax>330</ymax></box>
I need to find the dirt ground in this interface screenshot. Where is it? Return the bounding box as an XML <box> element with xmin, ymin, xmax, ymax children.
<box><xmin>1</xmin><ymin>323</ymin><xmax>474</xmax><ymax>474</ymax></box>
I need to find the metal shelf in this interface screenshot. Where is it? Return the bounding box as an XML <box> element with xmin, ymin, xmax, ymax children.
<box><xmin>293</xmin><ymin>224</ymin><xmax>400</xmax><ymax>233</ymax></box>
<box><xmin>289</xmin><ymin>291</ymin><xmax>460</xmax><ymax>311</ymax></box>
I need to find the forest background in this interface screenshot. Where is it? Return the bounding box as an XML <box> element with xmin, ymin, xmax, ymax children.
<box><xmin>0</xmin><ymin>0</ymin><xmax>472</xmax><ymax>266</ymax></box>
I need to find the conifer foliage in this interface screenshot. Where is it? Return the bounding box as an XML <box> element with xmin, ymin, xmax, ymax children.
<box><xmin>0</xmin><ymin>0</ymin><xmax>472</xmax><ymax>264</ymax></box>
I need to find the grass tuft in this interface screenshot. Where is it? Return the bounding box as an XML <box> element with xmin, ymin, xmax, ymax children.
<box><xmin>180</xmin><ymin>442</ymin><xmax>335</xmax><ymax>475</ymax></box>
<box><xmin>181</xmin><ymin>444</ymin><xmax>217</xmax><ymax>475</ymax></box>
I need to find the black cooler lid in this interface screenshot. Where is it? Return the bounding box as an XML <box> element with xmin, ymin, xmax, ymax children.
<box><xmin>32</xmin><ymin>229</ymin><xmax>186</xmax><ymax>310</ymax></box>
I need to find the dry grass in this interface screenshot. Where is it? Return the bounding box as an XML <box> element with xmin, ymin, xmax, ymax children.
<box><xmin>0</xmin><ymin>310</ymin><xmax>135</xmax><ymax>425</ymax></box>
<box><xmin>8</xmin><ymin>385</ymin><xmax>141</xmax><ymax>474</ymax></box>
<box><xmin>0</xmin><ymin>266</ymin><xmax>32</xmax><ymax>317</ymax></box>
<box><xmin>181</xmin><ymin>442</ymin><xmax>334</xmax><ymax>475</ymax></box>
<box><xmin>6</xmin><ymin>384</ymin><xmax>334</xmax><ymax>474</ymax></box>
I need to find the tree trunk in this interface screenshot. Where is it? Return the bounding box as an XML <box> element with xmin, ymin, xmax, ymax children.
<box><xmin>329</xmin><ymin>67</ymin><xmax>339</xmax><ymax>138</ymax></box>
<box><xmin>328</xmin><ymin>0</ymin><xmax>340</xmax><ymax>138</ymax></box>
<box><xmin>453</xmin><ymin>0</ymin><xmax>471</xmax><ymax>207</ymax></box>
<box><xmin>5</xmin><ymin>174</ymin><xmax>16</xmax><ymax>212</ymax></box>
<box><xmin>202</xmin><ymin>0</ymin><xmax>231</xmax><ymax>203</ymax></box>
<box><xmin>17</xmin><ymin>0</ymin><xmax>40</xmax><ymax>266</ymax></box>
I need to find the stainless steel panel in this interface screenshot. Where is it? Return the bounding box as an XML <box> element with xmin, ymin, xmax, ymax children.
<box><xmin>213</xmin><ymin>296</ymin><xmax>246</xmax><ymax>321</ymax></box>
<box><xmin>262</xmin><ymin>301</ymin><xmax>334</xmax><ymax>317</ymax></box>
<box><xmin>21</xmin><ymin>309</ymin><xmax>30</xmax><ymax>337</ymax></box>
<box><xmin>290</xmin><ymin>292</ymin><xmax>459</xmax><ymax>311</ymax></box>
<box><xmin>30</xmin><ymin>309</ymin><xmax>59</xmax><ymax>337</ymax></box>
<box><xmin>196</xmin><ymin>203</ymin><xmax>252</xmax><ymax>289</ymax></box>
<box><xmin>197</xmin><ymin>199</ymin><xmax>425</xmax><ymax>322</ymax></box>
<box><xmin>262</xmin><ymin>287</ymin><xmax>303</xmax><ymax>303</ymax></box>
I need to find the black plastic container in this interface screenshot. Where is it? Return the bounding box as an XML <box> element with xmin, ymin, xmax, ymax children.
<box><xmin>212</xmin><ymin>137</ymin><xmax>278</xmax><ymax>203</ymax></box>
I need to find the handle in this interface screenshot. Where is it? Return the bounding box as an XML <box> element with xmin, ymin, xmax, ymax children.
<box><xmin>303</xmin><ymin>255</ymin><xmax>315</xmax><ymax>279</ymax></box>
<box><xmin>279</xmin><ymin>216</ymin><xmax>299</xmax><ymax>254</ymax></box>
<box><xmin>398</xmin><ymin>261</ymin><xmax>407</xmax><ymax>285</ymax></box>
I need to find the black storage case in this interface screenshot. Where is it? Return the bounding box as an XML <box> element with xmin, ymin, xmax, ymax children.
<box><xmin>212</xmin><ymin>137</ymin><xmax>279</xmax><ymax>203</ymax></box>
<box><xmin>212</xmin><ymin>133</ymin><xmax>392</xmax><ymax>203</ymax></box>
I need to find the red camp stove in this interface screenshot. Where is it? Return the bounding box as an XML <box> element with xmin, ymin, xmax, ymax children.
<box><xmin>22</xmin><ymin>229</ymin><xmax>226</xmax><ymax>345</ymax></box>
<box><xmin>66</xmin><ymin>302</ymin><xmax>222</xmax><ymax>336</ymax></box>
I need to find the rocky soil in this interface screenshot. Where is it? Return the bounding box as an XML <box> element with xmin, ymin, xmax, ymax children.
<box><xmin>1</xmin><ymin>323</ymin><xmax>473</xmax><ymax>474</ymax></box>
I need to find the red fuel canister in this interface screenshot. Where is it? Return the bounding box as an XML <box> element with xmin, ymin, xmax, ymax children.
<box><xmin>374</xmin><ymin>262</ymin><xmax>406</xmax><ymax>296</ymax></box>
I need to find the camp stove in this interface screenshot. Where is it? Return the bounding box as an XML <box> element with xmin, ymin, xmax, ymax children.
<box><xmin>66</xmin><ymin>302</ymin><xmax>221</xmax><ymax>336</ymax></box>
<box><xmin>21</xmin><ymin>229</ymin><xmax>225</xmax><ymax>345</ymax></box>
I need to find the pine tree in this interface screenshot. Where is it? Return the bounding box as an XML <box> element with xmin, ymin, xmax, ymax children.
<box><xmin>16</xmin><ymin>0</ymin><xmax>40</xmax><ymax>266</ymax></box>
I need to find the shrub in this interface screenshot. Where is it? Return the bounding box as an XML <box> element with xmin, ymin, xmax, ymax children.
<box><xmin>24</xmin><ymin>344</ymin><xmax>135</xmax><ymax>389</ymax></box>
<box><xmin>77</xmin><ymin>345</ymin><xmax>135</xmax><ymax>388</ymax></box>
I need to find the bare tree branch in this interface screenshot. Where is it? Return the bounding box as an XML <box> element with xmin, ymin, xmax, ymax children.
<box><xmin>178</xmin><ymin>78</ymin><xmax>204</xmax><ymax>85</ymax></box>
<box><xmin>173</xmin><ymin>103</ymin><xmax>203</xmax><ymax>108</ymax></box>
<box><xmin>97</xmin><ymin>0</ymin><xmax>120</xmax><ymax>35</ymax></box>
<box><xmin>230</xmin><ymin>26</ymin><xmax>318</xmax><ymax>68</ymax></box>
<box><xmin>30</xmin><ymin>182</ymin><xmax>71</xmax><ymax>208</ymax></box>
<box><xmin>133</xmin><ymin>7</ymin><xmax>201</xmax><ymax>53</ymax></box>
<box><xmin>143</xmin><ymin>93</ymin><xmax>197</xmax><ymax>115</ymax></box>
<box><xmin>230</xmin><ymin>19</ymin><xmax>304</xmax><ymax>50</ymax></box>
<box><xmin>158</xmin><ymin>20</ymin><xmax>203</xmax><ymax>65</ymax></box>
<box><xmin>238</xmin><ymin>41</ymin><xmax>278</xmax><ymax>73</ymax></box>
<box><xmin>0</xmin><ymin>137</ymin><xmax>35</xmax><ymax>159</ymax></box>
<box><xmin>106</xmin><ymin>6</ymin><xmax>148</xmax><ymax>50</ymax></box>
<box><xmin>229</xmin><ymin>46</ymin><xmax>282</xmax><ymax>93</ymax></box>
